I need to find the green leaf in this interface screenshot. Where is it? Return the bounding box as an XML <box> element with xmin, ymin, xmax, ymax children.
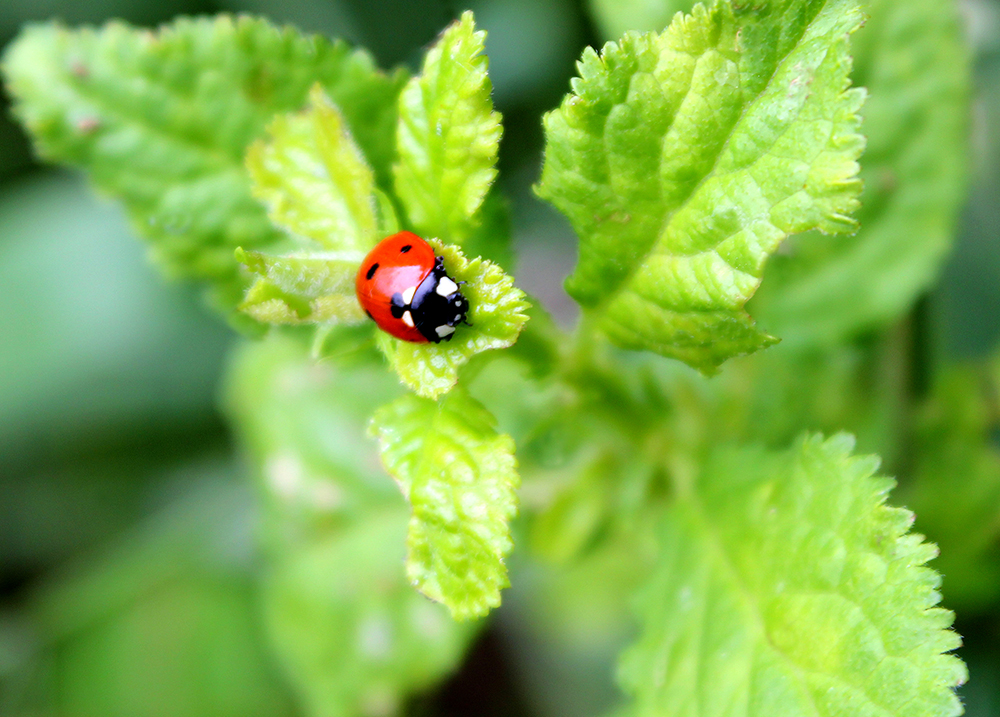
<box><xmin>246</xmin><ymin>85</ymin><xmax>378</xmax><ymax>254</ymax></box>
<box><xmin>2</xmin><ymin>16</ymin><xmax>406</xmax><ymax>316</ymax></box>
<box><xmin>222</xmin><ymin>334</ymin><xmax>403</xmax><ymax>538</ymax></box>
<box><xmin>536</xmin><ymin>0</ymin><xmax>866</xmax><ymax>372</ymax></box>
<box><xmin>22</xmin><ymin>474</ymin><xmax>296</xmax><ymax>717</ymax></box>
<box><xmin>750</xmin><ymin>0</ymin><xmax>970</xmax><ymax>344</ymax></box>
<box><xmin>263</xmin><ymin>508</ymin><xmax>475</xmax><ymax>717</ymax></box>
<box><xmin>376</xmin><ymin>240</ymin><xmax>529</xmax><ymax>399</ymax></box>
<box><xmin>904</xmin><ymin>361</ymin><xmax>1000</xmax><ymax>614</ymax></box>
<box><xmin>235</xmin><ymin>248</ymin><xmax>365</xmax><ymax>326</ymax></box>
<box><xmin>619</xmin><ymin>434</ymin><xmax>966</xmax><ymax>717</ymax></box>
<box><xmin>224</xmin><ymin>337</ymin><xmax>477</xmax><ymax>713</ymax></box>
<box><xmin>370</xmin><ymin>389</ymin><xmax>520</xmax><ymax>620</ymax></box>
<box><xmin>393</xmin><ymin>10</ymin><xmax>503</xmax><ymax>247</ymax></box>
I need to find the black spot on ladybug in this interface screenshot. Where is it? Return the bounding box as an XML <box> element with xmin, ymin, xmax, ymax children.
<box><xmin>400</xmin><ymin>245</ymin><xmax>412</xmax><ymax>253</ymax></box>
<box><xmin>365</xmin><ymin>263</ymin><xmax>379</xmax><ymax>280</ymax></box>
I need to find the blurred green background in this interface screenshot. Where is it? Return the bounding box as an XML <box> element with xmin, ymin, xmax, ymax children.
<box><xmin>0</xmin><ymin>0</ymin><xmax>997</xmax><ymax>715</ymax></box>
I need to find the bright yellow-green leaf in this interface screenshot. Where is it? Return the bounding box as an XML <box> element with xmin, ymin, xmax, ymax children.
<box><xmin>620</xmin><ymin>434</ymin><xmax>966</xmax><ymax>717</ymax></box>
<box><xmin>751</xmin><ymin>0</ymin><xmax>970</xmax><ymax>344</ymax></box>
<box><xmin>246</xmin><ymin>85</ymin><xmax>378</xmax><ymax>254</ymax></box>
<box><xmin>393</xmin><ymin>11</ymin><xmax>503</xmax><ymax>248</ymax></box>
<box><xmin>370</xmin><ymin>388</ymin><xmax>519</xmax><ymax>620</ymax></box>
<box><xmin>537</xmin><ymin>0</ymin><xmax>865</xmax><ymax>372</ymax></box>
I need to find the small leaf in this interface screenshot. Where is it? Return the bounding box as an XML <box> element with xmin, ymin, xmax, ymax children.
<box><xmin>370</xmin><ymin>389</ymin><xmax>520</xmax><ymax>620</ymax></box>
<box><xmin>394</xmin><ymin>10</ymin><xmax>503</xmax><ymax>247</ymax></box>
<box><xmin>236</xmin><ymin>248</ymin><xmax>365</xmax><ymax>325</ymax></box>
<box><xmin>1</xmin><ymin>17</ymin><xmax>406</xmax><ymax>316</ymax></box>
<box><xmin>751</xmin><ymin>0</ymin><xmax>971</xmax><ymax>344</ymax></box>
<box><xmin>537</xmin><ymin>0</ymin><xmax>865</xmax><ymax>372</ymax></box>
<box><xmin>246</xmin><ymin>85</ymin><xmax>378</xmax><ymax>254</ymax></box>
<box><xmin>377</xmin><ymin>240</ymin><xmax>529</xmax><ymax>399</ymax></box>
<box><xmin>619</xmin><ymin>434</ymin><xmax>966</xmax><ymax>717</ymax></box>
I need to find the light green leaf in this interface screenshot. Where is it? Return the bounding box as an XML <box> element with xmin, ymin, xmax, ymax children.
<box><xmin>751</xmin><ymin>0</ymin><xmax>970</xmax><ymax>344</ymax></box>
<box><xmin>263</xmin><ymin>508</ymin><xmax>476</xmax><ymax>717</ymax></box>
<box><xmin>393</xmin><ymin>10</ymin><xmax>503</xmax><ymax>247</ymax></box>
<box><xmin>370</xmin><ymin>389</ymin><xmax>520</xmax><ymax>620</ymax></box>
<box><xmin>223</xmin><ymin>337</ymin><xmax>475</xmax><ymax>716</ymax></box>
<box><xmin>377</xmin><ymin>240</ymin><xmax>529</xmax><ymax>399</ymax></box>
<box><xmin>2</xmin><ymin>16</ymin><xmax>406</xmax><ymax>316</ymax></box>
<box><xmin>537</xmin><ymin>0</ymin><xmax>866</xmax><ymax>372</ymax></box>
<box><xmin>246</xmin><ymin>85</ymin><xmax>378</xmax><ymax>254</ymax></box>
<box><xmin>235</xmin><ymin>248</ymin><xmax>365</xmax><ymax>325</ymax></box>
<box><xmin>620</xmin><ymin>434</ymin><xmax>966</xmax><ymax>717</ymax></box>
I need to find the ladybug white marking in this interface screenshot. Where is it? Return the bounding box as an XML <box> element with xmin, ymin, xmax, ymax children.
<box><xmin>402</xmin><ymin>311</ymin><xmax>415</xmax><ymax>328</ymax></box>
<box><xmin>401</xmin><ymin>285</ymin><xmax>417</xmax><ymax>305</ymax></box>
<box><xmin>436</xmin><ymin>277</ymin><xmax>459</xmax><ymax>297</ymax></box>
<box><xmin>435</xmin><ymin>325</ymin><xmax>456</xmax><ymax>338</ymax></box>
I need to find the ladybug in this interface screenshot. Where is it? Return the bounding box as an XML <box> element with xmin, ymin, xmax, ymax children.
<box><xmin>355</xmin><ymin>231</ymin><xmax>470</xmax><ymax>343</ymax></box>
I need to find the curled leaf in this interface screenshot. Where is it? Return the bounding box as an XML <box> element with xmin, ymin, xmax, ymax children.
<box><xmin>377</xmin><ymin>240</ymin><xmax>529</xmax><ymax>399</ymax></box>
<box><xmin>236</xmin><ymin>248</ymin><xmax>365</xmax><ymax>325</ymax></box>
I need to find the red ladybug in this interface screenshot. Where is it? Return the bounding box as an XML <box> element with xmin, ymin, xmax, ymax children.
<box><xmin>355</xmin><ymin>231</ymin><xmax>469</xmax><ymax>343</ymax></box>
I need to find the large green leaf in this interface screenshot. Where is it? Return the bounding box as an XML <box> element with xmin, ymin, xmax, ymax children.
<box><xmin>393</xmin><ymin>11</ymin><xmax>502</xmax><ymax>249</ymax></box>
<box><xmin>370</xmin><ymin>389</ymin><xmax>519</xmax><ymax>620</ymax></box>
<box><xmin>537</xmin><ymin>0</ymin><xmax>865</xmax><ymax>372</ymax></box>
<box><xmin>2</xmin><ymin>16</ymin><xmax>406</xmax><ymax>316</ymax></box>
<box><xmin>620</xmin><ymin>434</ymin><xmax>966</xmax><ymax>717</ymax></box>
<box><xmin>223</xmin><ymin>336</ymin><xmax>475</xmax><ymax>715</ymax></box>
<box><xmin>751</xmin><ymin>0</ymin><xmax>970</xmax><ymax>344</ymax></box>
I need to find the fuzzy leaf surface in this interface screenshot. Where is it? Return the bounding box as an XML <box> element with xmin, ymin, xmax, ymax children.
<box><xmin>236</xmin><ymin>248</ymin><xmax>365</xmax><ymax>325</ymax></box>
<box><xmin>377</xmin><ymin>240</ymin><xmax>529</xmax><ymax>399</ymax></box>
<box><xmin>371</xmin><ymin>389</ymin><xmax>519</xmax><ymax>620</ymax></box>
<box><xmin>537</xmin><ymin>0</ymin><xmax>865</xmax><ymax>372</ymax></box>
<box><xmin>2</xmin><ymin>17</ymin><xmax>405</xmax><ymax>314</ymax></box>
<box><xmin>751</xmin><ymin>0</ymin><xmax>970</xmax><ymax>344</ymax></box>
<box><xmin>619</xmin><ymin>434</ymin><xmax>966</xmax><ymax>717</ymax></box>
<box><xmin>393</xmin><ymin>10</ymin><xmax>502</xmax><ymax>247</ymax></box>
<box><xmin>246</xmin><ymin>85</ymin><xmax>378</xmax><ymax>254</ymax></box>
